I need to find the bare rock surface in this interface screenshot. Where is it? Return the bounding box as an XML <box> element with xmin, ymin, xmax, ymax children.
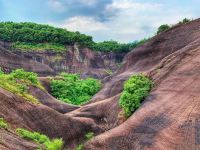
<box><xmin>0</xmin><ymin>42</ymin><xmax>125</xmax><ymax>79</ymax></box>
<box><xmin>0</xmin><ymin>88</ymin><xmax>101</xmax><ymax>149</ymax></box>
<box><xmin>82</xmin><ymin>19</ymin><xmax>200</xmax><ymax>149</ymax></box>
<box><xmin>1</xmin><ymin>19</ymin><xmax>200</xmax><ymax>150</ymax></box>
<box><xmin>0</xmin><ymin>44</ymin><xmax>54</xmax><ymax>76</ymax></box>
<box><xmin>0</xmin><ymin>129</ymin><xmax>38</xmax><ymax>150</ymax></box>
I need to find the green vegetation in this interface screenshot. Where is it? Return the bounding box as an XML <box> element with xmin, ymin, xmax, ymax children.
<box><xmin>0</xmin><ymin>118</ymin><xmax>8</xmax><ymax>129</ymax></box>
<box><xmin>92</xmin><ymin>38</ymin><xmax>149</xmax><ymax>53</ymax></box>
<box><xmin>76</xmin><ymin>132</ymin><xmax>94</xmax><ymax>150</ymax></box>
<box><xmin>119</xmin><ymin>74</ymin><xmax>153</xmax><ymax>118</ymax></box>
<box><xmin>178</xmin><ymin>18</ymin><xmax>191</xmax><ymax>24</ymax></box>
<box><xmin>16</xmin><ymin>128</ymin><xmax>63</xmax><ymax>150</ymax></box>
<box><xmin>0</xmin><ymin>22</ymin><xmax>92</xmax><ymax>46</ymax></box>
<box><xmin>0</xmin><ymin>22</ymin><xmax>149</xmax><ymax>53</ymax></box>
<box><xmin>51</xmin><ymin>73</ymin><xmax>101</xmax><ymax>105</ymax></box>
<box><xmin>157</xmin><ymin>18</ymin><xmax>191</xmax><ymax>34</ymax></box>
<box><xmin>12</xmin><ymin>42</ymin><xmax>65</xmax><ymax>52</ymax></box>
<box><xmin>0</xmin><ymin>69</ymin><xmax>44</xmax><ymax>103</ymax></box>
<box><xmin>157</xmin><ymin>24</ymin><xmax>170</xmax><ymax>34</ymax></box>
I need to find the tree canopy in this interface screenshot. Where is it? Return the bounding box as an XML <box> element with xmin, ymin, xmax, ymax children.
<box><xmin>0</xmin><ymin>22</ymin><xmax>149</xmax><ymax>53</ymax></box>
<box><xmin>0</xmin><ymin>22</ymin><xmax>93</xmax><ymax>46</ymax></box>
<box><xmin>157</xmin><ymin>18</ymin><xmax>191</xmax><ymax>34</ymax></box>
<box><xmin>157</xmin><ymin>24</ymin><xmax>170</xmax><ymax>34</ymax></box>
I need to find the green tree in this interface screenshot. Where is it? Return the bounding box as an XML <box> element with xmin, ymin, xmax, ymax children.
<box><xmin>119</xmin><ymin>74</ymin><xmax>153</xmax><ymax>117</ymax></box>
<box><xmin>157</xmin><ymin>24</ymin><xmax>170</xmax><ymax>34</ymax></box>
<box><xmin>50</xmin><ymin>73</ymin><xmax>101</xmax><ymax>105</ymax></box>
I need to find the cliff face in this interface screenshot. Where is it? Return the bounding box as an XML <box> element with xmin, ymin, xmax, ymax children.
<box><xmin>0</xmin><ymin>42</ymin><xmax>125</xmax><ymax>79</ymax></box>
<box><xmin>0</xmin><ymin>42</ymin><xmax>55</xmax><ymax>76</ymax></box>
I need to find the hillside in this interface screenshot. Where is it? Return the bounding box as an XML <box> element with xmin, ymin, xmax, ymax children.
<box><xmin>0</xmin><ymin>41</ymin><xmax>125</xmax><ymax>78</ymax></box>
<box><xmin>0</xmin><ymin>18</ymin><xmax>200</xmax><ymax>150</ymax></box>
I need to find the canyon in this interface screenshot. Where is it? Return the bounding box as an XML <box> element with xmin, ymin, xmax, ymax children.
<box><xmin>1</xmin><ymin>18</ymin><xmax>200</xmax><ymax>150</ymax></box>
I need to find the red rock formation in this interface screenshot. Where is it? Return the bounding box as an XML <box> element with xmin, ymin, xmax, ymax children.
<box><xmin>1</xmin><ymin>18</ymin><xmax>200</xmax><ymax>150</ymax></box>
<box><xmin>0</xmin><ymin>42</ymin><xmax>125</xmax><ymax>79</ymax></box>
<box><xmin>0</xmin><ymin>44</ymin><xmax>54</xmax><ymax>76</ymax></box>
<box><xmin>82</xmin><ymin>19</ymin><xmax>200</xmax><ymax>150</ymax></box>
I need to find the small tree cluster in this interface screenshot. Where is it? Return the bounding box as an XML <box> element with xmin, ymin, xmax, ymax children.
<box><xmin>50</xmin><ymin>73</ymin><xmax>101</xmax><ymax>105</ymax></box>
<box><xmin>119</xmin><ymin>74</ymin><xmax>153</xmax><ymax>118</ymax></box>
<box><xmin>157</xmin><ymin>18</ymin><xmax>191</xmax><ymax>34</ymax></box>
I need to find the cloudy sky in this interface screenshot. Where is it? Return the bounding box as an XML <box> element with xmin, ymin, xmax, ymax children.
<box><xmin>0</xmin><ymin>0</ymin><xmax>200</xmax><ymax>42</ymax></box>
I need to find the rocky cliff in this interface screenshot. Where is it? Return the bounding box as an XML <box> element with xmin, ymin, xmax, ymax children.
<box><xmin>0</xmin><ymin>42</ymin><xmax>125</xmax><ymax>79</ymax></box>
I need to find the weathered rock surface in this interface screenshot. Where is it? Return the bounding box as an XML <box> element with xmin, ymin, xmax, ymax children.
<box><xmin>0</xmin><ymin>43</ymin><xmax>54</xmax><ymax>76</ymax></box>
<box><xmin>0</xmin><ymin>129</ymin><xmax>38</xmax><ymax>150</ymax></box>
<box><xmin>1</xmin><ymin>18</ymin><xmax>200</xmax><ymax>150</ymax></box>
<box><xmin>0</xmin><ymin>42</ymin><xmax>125</xmax><ymax>79</ymax></box>
<box><xmin>82</xmin><ymin>19</ymin><xmax>200</xmax><ymax>149</ymax></box>
<box><xmin>0</xmin><ymin>88</ymin><xmax>101</xmax><ymax>149</ymax></box>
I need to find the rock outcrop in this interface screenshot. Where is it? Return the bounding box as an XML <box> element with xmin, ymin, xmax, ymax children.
<box><xmin>0</xmin><ymin>42</ymin><xmax>125</xmax><ymax>79</ymax></box>
<box><xmin>1</xmin><ymin>18</ymin><xmax>200</xmax><ymax>150</ymax></box>
<box><xmin>82</xmin><ymin>19</ymin><xmax>200</xmax><ymax>150</ymax></box>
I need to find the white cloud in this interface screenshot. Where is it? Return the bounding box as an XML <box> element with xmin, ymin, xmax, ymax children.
<box><xmin>106</xmin><ymin>0</ymin><xmax>161</xmax><ymax>11</ymax></box>
<box><xmin>59</xmin><ymin>16</ymin><xmax>108</xmax><ymax>32</ymax></box>
<box><xmin>48</xmin><ymin>0</ymin><xmax>65</xmax><ymax>12</ymax></box>
<box><xmin>50</xmin><ymin>0</ymin><xmax>196</xmax><ymax>42</ymax></box>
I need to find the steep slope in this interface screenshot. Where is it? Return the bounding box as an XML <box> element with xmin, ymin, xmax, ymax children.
<box><xmin>0</xmin><ymin>43</ymin><xmax>54</xmax><ymax>76</ymax></box>
<box><xmin>0</xmin><ymin>41</ymin><xmax>125</xmax><ymax>79</ymax></box>
<box><xmin>1</xmin><ymin>18</ymin><xmax>200</xmax><ymax>150</ymax></box>
<box><xmin>80</xmin><ymin>19</ymin><xmax>200</xmax><ymax>149</ymax></box>
<box><xmin>0</xmin><ymin>129</ymin><xmax>38</xmax><ymax>150</ymax></box>
<box><xmin>0</xmin><ymin>88</ymin><xmax>102</xmax><ymax>149</ymax></box>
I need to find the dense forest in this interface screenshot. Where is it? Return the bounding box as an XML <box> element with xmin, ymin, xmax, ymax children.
<box><xmin>0</xmin><ymin>19</ymin><xmax>190</xmax><ymax>53</ymax></box>
<box><xmin>0</xmin><ymin>22</ymin><xmax>148</xmax><ymax>53</ymax></box>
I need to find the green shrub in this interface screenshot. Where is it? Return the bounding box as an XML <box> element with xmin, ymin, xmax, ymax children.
<box><xmin>157</xmin><ymin>24</ymin><xmax>170</xmax><ymax>34</ymax></box>
<box><xmin>157</xmin><ymin>18</ymin><xmax>191</xmax><ymax>35</ymax></box>
<box><xmin>0</xmin><ymin>68</ymin><xmax>4</xmax><ymax>74</ymax></box>
<box><xmin>0</xmin><ymin>118</ymin><xmax>8</xmax><ymax>129</ymax></box>
<box><xmin>0</xmin><ymin>69</ymin><xmax>44</xmax><ymax>103</ymax></box>
<box><xmin>76</xmin><ymin>132</ymin><xmax>94</xmax><ymax>150</ymax></box>
<box><xmin>12</xmin><ymin>42</ymin><xmax>66</xmax><ymax>52</ymax></box>
<box><xmin>119</xmin><ymin>74</ymin><xmax>153</xmax><ymax>118</ymax></box>
<box><xmin>11</xmin><ymin>69</ymin><xmax>39</xmax><ymax>85</ymax></box>
<box><xmin>178</xmin><ymin>18</ymin><xmax>191</xmax><ymax>24</ymax></box>
<box><xmin>16</xmin><ymin>128</ymin><xmax>63</xmax><ymax>150</ymax></box>
<box><xmin>85</xmin><ymin>132</ymin><xmax>94</xmax><ymax>140</ymax></box>
<box><xmin>92</xmin><ymin>39</ymin><xmax>149</xmax><ymax>52</ymax></box>
<box><xmin>76</xmin><ymin>144</ymin><xmax>84</xmax><ymax>150</ymax></box>
<box><xmin>51</xmin><ymin>73</ymin><xmax>101</xmax><ymax>105</ymax></box>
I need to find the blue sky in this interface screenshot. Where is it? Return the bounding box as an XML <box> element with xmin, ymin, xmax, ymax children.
<box><xmin>0</xmin><ymin>0</ymin><xmax>200</xmax><ymax>42</ymax></box>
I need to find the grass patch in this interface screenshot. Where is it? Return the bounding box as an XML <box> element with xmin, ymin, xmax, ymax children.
<box><xmin>0</xmin><ymin>118</ymin><xmax>8</xmax><ymax>129</ymax></box>
<box><xmin>50</xmin><ymin>73</ymin><xmax>101</xmax><ymax>105</ymax></box>
<box><xmin>16</xmin><ymin>128</ymin><xmax>64</xmax><ymax>150</ymax></box>
<box><xmin>0</xmin><ymin>68</ymin><xmax>44</xmax><ymax>103</ymax></box>
<box><xmin>119</xmin><ymin>74</ymin><xmax>153</xmax><ymax>118</ymax></box>
<box><xmin>12</xmin><ymin>42</ymin><xmax>66</xmax><ymax>53</ymax></box>
<box><xmin>76</xmin><ymin>132</ymin><xmax>94</xmax><ymax>150</ymax></box>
